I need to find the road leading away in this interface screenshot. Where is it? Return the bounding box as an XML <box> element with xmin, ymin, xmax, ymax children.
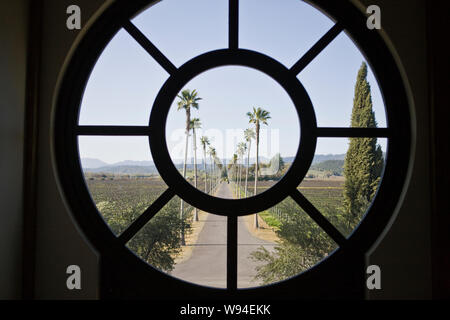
<box><xmin>170</xmin><ymin>182</ymin><xmax>276</xmax><ymax>288</ymax></box>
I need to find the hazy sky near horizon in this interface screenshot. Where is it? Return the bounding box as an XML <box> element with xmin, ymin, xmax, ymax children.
<box><xmin>78</xmin><ymin>0</ymin><xmax>387</xmax><ymax>164</ymax></box>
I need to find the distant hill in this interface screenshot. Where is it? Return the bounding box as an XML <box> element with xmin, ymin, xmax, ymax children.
<box><xmin>82</xmin><ymin>159</ymin><xmax>210</xmax><ymax>175</ymax></box>
<box><xmin>310</xmin><ymin>160</ymin><xmax>345</xmax><ymax>176</ymax></box>
<box><xmin>81</xmin><ymin>158</ymin><xmax>108</xmax><ymax>169</ymax></box>
<box><xmin>111</xmin><ymin>160</ymin><xmax>154</xmax><ymax>167</ymax></box>
<box><xmin>312</xmin><ymin>154</ymin><xmax>346</xmax><ymax>164</ymax></box>
<box><xmin>282</xmin><ymin>154</ymin><xmax>346</xmax><ymax>164</ymax></box>
<box><xmin>84</xmin><ymin>165</ymin><xmax>158</xmax><ymax>175</ymax></box>
<box><xmin>82</xmin><ymin>153</ymin><xmax>350</xmax><ymax>175</ymax></box>
<box><xmin>283</xmin><ymin>156</ymin><xmax>295</xmax><ymax>163</ymax></box>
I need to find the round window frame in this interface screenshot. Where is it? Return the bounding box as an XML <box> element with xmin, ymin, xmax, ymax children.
<box><xmin>150</xmin><ymin>49</ymin><xmax>316</xmax><ymax>215</ymax></box>
<box><xmin>52</xmin><ymin>0</ymin><xmax>412</xmax><ymax>291</ymax></box>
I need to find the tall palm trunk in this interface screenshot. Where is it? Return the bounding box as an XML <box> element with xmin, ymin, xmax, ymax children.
<box><xmin>234</xmin><ymin>163</ymin><xmax>237</xmax><ymax>195</ymax></box>
<box><xmin>236</xmin><ymin>157</ymin><xmax>239</xmax><ymax>197</ymax></box>
<box><xmin>180</xmin><ymin>110</ymin><xmax>190</xmax><ymax>245</ymax></box>
<box><xmin>203</xmin><ymin>148</ymin><xmax>207</xmax><ymax>193</ymax></box>
<box><xmin>234</xmin><ymin>163</ymin><xmax>238</xmax><ymax>195</ymax></box>
<box><xmin>236</xmin><ymin>160</ymin><xmax>239</xmax><ymax>197</ymax></box>
<box><xmin>245</xmin><ymin>139</ymin><xmax>251</xmax><ymax>198</ymax></box>
<box><xmin>254</xmin><ymin>122</ymin><xmax>260</xmax><ymax>228</ymax></box>
<box><xmin>209</xmin><ymin>155</ymin><xmax>213</xmax><ymax>193</ymax></box>
<box><xmin>216</xmin><ymin>164</ymin><xmax>219</xmax><ymax>186</ymax></box>
<box><xmin>192</xmin><ymin>127</ymin><xmax>198</xmax><ymax>221</ymax></box>
<box><xmin>212</xmin><ymin>161</ymin><xmax>216</xmax><ymax>191</ymax></box>
<box><xmin>238</xmin><ymin>156</ymin><xmax>243</xmax><ymax>198</ymax></box>
<box><xmin>235</xmin><ymin>161</ymin><xmax>239</xmax><ymax>195</ymax></box>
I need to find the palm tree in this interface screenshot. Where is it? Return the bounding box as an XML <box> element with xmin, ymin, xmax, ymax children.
<box><xmin>200</xmin><ymin>136</ymin><xmax>210</xmax><ymax>193</ymax></box>
<box><xmin>231</xmin><ymin>153</ymin><xmax>238</xmax><ymax>196</ymax></box>
<box><xmin>215</xmin><ymin>157</ymin><xmax>222</xmax><ymax>186</ymax></box>
<box><xmin>237</xmin><ymin>142</ymin><xmax>247</xmax><ymax>198</ymax></box>
<box><xmin>208</xmin><ymin>146</ymin><xmax>216</xmax><ymax>193</ymax></box>
<box><xmin>190</xmin><ymin>118</ymin><xmax>201</xmax><ymax>221</ymax></box>
<box><xmin>236</xmin><ymin>153</ymin><xmax>240</xmax><ymax>195</ymax></box>
<box><xmin>244</xmin><ymin>128</ymin><xmax>255</xmax><ymax>198</ymax></box>
<box><xmin>247</xmin><ymin>107</ymin><xmax>271</xmax><ymax>228</ymax></box>
<box><xmin>227</xmin><ymin>156</ymin><xmax>235</xmax><ymax>185</ymax></box>
<box><xmin>177</xmin><ymin>89</ymin><xmax>201</xmax><ymax>244</ymax></box>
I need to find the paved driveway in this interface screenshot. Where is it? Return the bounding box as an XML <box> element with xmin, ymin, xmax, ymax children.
<box><xmin>170</xmin><ymin>182</ymin><xmax>276</xmax><ymax>288</ymax></box>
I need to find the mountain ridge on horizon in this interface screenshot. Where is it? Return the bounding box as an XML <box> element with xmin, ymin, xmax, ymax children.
<box><xmin>81</xmin><ymin>154</ymin><xmax>347</xmax><ymax>173</ymax></box>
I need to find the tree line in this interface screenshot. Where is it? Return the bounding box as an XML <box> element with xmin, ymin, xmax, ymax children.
<box><xmin>251</xmin><ymin>62</ymin><xmax>384</xmax><ymax>284</ymax></box>
<box><xmin>97</xmin><ymin>62</ymin><xmax>383</xmax><ymax>278</ymax></box>
<box><xmin>176</xmin><ymin>89</ymin><xmax>272</xmax><ymax>233</ymax></box>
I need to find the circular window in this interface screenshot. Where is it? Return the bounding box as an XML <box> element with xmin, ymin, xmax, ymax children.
<box><xmin>165</xmin><ymin>65</ymin><xmax>301</xmax><ymax>200</ymax></box>
<box><xmin>53</xmin><ymin>0</ymin><xmax>411</xmax><ymax>294</ymax></box>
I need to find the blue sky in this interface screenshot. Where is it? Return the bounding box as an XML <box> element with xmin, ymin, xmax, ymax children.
<box><xmin>78</xmin><ymin>0</ymin><xmax>387</xmax><ymax>164</ymax></box>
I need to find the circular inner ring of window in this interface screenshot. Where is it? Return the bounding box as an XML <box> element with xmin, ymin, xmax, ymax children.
<box><xmin>54</xmin><ymin>0</ymin><xmax>411</xmax><ymax>290</ymax></box>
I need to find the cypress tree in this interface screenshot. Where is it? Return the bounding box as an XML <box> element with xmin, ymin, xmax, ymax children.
<box><xmin>343</xmin><ymin>62</ymin><xmax>384</xmax><ymax>227</ymax></box>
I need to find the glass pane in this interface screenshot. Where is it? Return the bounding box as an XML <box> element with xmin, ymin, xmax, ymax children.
<box><xmin>237</xmin><ymin>213</ymin><xmax>279</xmax><ymax>288</ymax></box>
<box><xmin>170</xmin><ymin>180</ymin><xmax>231</xmax><ymax>288</ymax></box>
<box><xmin>238</xmin><ymin>196</ymin><xmax>338</xmax><ymax>288</ymax></box>
<box><xmin>128</xmin><ymin>194</ymin><xmax>227</xmax><ymax>288</ymax></box>
<box><xmin>170</xmin><ymin>211</ymin><xmax>227</xmax><ymax>288</ymax></box>
<box><xmin>79</xmin><ymin>136</ymin><xmax>167</xmax><ymax>236</ymax></box>
<box><xmin>132</xmin><ymin>0</ymin><xmax>228</xmax><ymax>67</ymax></box>
<box><xmin>240</xmin><ymin>0</ymin><xmax>334</xmax><ymax>68</ymax></box>
<box><xmin>78</xmin><ymin>29</ymin><xmax>168</xmax><ymax>125</ymax></box>
<box><xmin>165</xmin><ymin>66</ymin><xmax>300</xmax><ymax>199</ymax></box>
<box><xmin>302</xmin><ymin>138</ymin><xmax>387</xmax><ymax>237</ymax></box>
<box><xmin>298</xmin><ymin>33</ymin><xmax>387</xmax><ymax>128</ymax></box>
<box><xmin>125</xmin><ymin>195</ymin><xmax>190</xmax><ymax>274</ymax></box>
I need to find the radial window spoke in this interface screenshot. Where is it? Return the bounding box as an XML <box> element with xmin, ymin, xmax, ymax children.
<box><xmin>229</xmin><ymin>0</ymin><xmax>239</xmax><ymax>49</ymax></box>
<box><xmin>76</xmin><ymin>125</ymin><xmax>152</xmax><ymax>136</ymax></box>
<box><xmin>316</xmin><ymin>127</ymin><xmax>391</xmax><ymax>138</ymax></box>
<box><xmin>123</xmin><ymin>20</ymin><xmax>177</xmax><ymax>75</ymax></box>
<box><xmin>290</xmin><ymin>189</ymin><xmax>347</xmax><ymax>247</ymax></box>
<box><xmin>227</xmin><ymin>215</ymin><xmax>238</xmax><ymax>291</ymax></box>
<box><xmin>118</xmin><ymin>188</ymin><xmax>176</xmax><ymax>244</ymax></box>
<box><xmin>290</xmin><ymin>23</ymin><xmax>344</xmax><ymax>75</ymax></box>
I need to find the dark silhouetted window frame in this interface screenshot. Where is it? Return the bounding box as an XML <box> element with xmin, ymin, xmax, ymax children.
<box><xmin>53</xmin><ymin>0</ymin><xmax>411</xmax><ymax>299</ymax></box>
